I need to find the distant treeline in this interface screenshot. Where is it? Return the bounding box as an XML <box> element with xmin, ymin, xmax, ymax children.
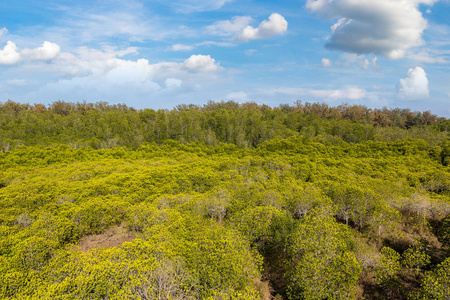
<box><xmin>1</xmin><ymin>100</ymin><xmax>449</xmax><ymax>151</ymax></box>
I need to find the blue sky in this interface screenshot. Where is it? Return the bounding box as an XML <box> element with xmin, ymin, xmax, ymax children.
<box><xmin>1</xmin><ymin>0</ymin><xmax>449</xmax><ymax>116</ymax></box>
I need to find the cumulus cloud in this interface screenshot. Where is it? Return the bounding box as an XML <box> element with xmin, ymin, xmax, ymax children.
<box><xmin>206</xmin><ymin>16</ymin><xmax>253</xmax><ymax>36</ymax></box>
<box><xmin>1</xmin><ymin>41</ymin><xmax>222</xmax><ymax>98</ymax></box>
<box><xmin>15</xmin><ymin>47</ymin><xmax>223</xmax><ymax>106</ymax></box>
<box><xmin>41</xmin><ymin>46</ymin><xmax>219</xmax><ymax>81</ymax></box>
<box><xmin>182</xmin><ymin>54</ymin><xmax>219</xmax><ymax>72</ymax></box>
<box><xmin>306</xmin><ymin>0</ymin><xmax>438</xmax><ymax>59</ymax></box>
<box><xmin>0</xmin><ymin>41</ymin><xmax>61</xmax><ymax>65</ymax></box>
<box><xmin>321</xmin><ymin>58</ymin><xmax>332</xmax><ymax>67</ymax></box>
<box><xmin>397</xmin><ymin>67</ymin><xmax>429</xmax><ymax>100</ymax></box>
<box><xmin>21</xmin><ymin>41</ymin><xmax>61</xmax><ymax>61</ymax></box>
<box><xmin>206</xmin><ymin>13</ymin><xmax>287</xmax><ymax>42</ymax></box>
<box><xmin>237</xmin><ymin>13</ymin><xmax>288</xmax><ymax>42</ymax></box>
<box><xmin>0</xmin><ymin>41</ymin><xmax>21</xmax><ymax>65</ymax></box>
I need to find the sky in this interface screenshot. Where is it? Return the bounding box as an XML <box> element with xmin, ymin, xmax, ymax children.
<box><xmin>0</xmin><ymin>0</ymin><xmax>450</xmax><ymax>116</ymax></box>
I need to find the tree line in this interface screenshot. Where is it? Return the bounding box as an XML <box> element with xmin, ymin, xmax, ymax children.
<box><xmin>1</xmin><ymin>100</ymin><xmax>449</xmax><ymax>152</ymax></box>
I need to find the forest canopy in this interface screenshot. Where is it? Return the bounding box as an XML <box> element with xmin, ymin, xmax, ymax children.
<box><xmin>0</xmin><ymin>100</ymin><xmax>449</xmax><ymax>299</ymax></box>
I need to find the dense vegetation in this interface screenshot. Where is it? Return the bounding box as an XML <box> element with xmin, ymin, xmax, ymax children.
<box><xmin>1</xmin><ymin>100</ymin><xmax>449</xmax><ymax>299</ymax></box>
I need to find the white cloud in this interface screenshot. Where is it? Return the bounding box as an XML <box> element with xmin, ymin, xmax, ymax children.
<box><xmin>237</xmin><ymin>13</ymin><xmax>288</xmax><ymax>42</ymax></box>
<box><xmin>13</xmin><ymin>48</ymin><xmax>223</xmax><ymax>107</ymax></box>
<box><xmin>0</xmin><ymin>40</ymin><xmax>61</xmax><ymax>65</ymax></box>
<box><xmin>21</xmin><ymin>41</ymin><xmax>61</xmax><ymax>61</ymax></box>
<box><xmin>306</xmin><ymin>0</ymin><xmax>438</xmax><ymax>59</ymax></box>
<box><xmin>172</xmin><ymin>44</ymin><xmax>194</xmax><ymax>51</ymax></box>
<box><xmin>407</xmin><ymin>50</ymin><xmax>449</xmax><ymax>64</ymax></box>
<box><xmin>182</xmin><ymin>54</ymin><xmax>219</xmax><ymax>72</ymax></box>
<box><xmin>397</xmin><ymin>67</ymin><xmax>429</xmax><ymax>100</ymax></box>
<box><xmin>165</xmin><ymin>78</ymin><xmax>183</xmax><ymax>88</ymax></box>
<box><xmin>46</xmin><ymin>47</ymin><xmax>221</xmax><ymax>81</ymax></box>
<box><xmin>206</xmin><ymin>16</ymin><xmax>253</xmax><ymax>36</ymax></box>
<box><xmin>48</xmin><ymin>49</ymin><xmax>220</xmax><ymax>80</ymax></box>
<box><xmin>2</xmin><ymin>41</ymin><xmax>221</xmax><ymax>93</ymax></box>
<box><xmin>0</xmin><ymin>41</ymin><xmax>21</xmax><ymax>65</ymax></box>
<box><xmin>321</xmin><ymin>58</ymin><xmax>332</xmax><ymax>67</ymax></box>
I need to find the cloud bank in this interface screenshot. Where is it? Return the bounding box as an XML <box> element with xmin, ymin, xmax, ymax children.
<box><xmin>31</xmin><ymin>51</ymin><xmax>221</xmax><ymax>106</ymax></box>
<box><xmin>306</xmin><ymin>0</ymin><xmax>438</xmax><ymax>59</ymax></box>
<box><xmin>0</xmin><ymin>34</ymin><xmax>223</xmax><ymax>106</ymax></box>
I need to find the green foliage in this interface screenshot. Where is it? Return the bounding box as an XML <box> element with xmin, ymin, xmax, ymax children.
<box><xmin>438</xmin><ymin>215</ymin><xmax>450</xmax><ymax>250</ymax></box>
<box><xmin>378</xmin><ymin>247</ymin><xmax>401</xmax><ymax>280</ymax></box>
<box><xmin>442</xmin><ymin>141</ymin><xmax>450</xmax><ymax>166</ymax></box>
<box><xmin>286</xmin><ymin>207</ymin><xmax>361</xmax><ymax>299</ymax></box>
<box><xmin>0</xmin><ymin>101</ymin><xmax>449</xmax><ymax>299</ymax></box>
<box><xmin>415</xmin><ymin>258</ymin><xmax>450</xmax><ymax>299</ymax></box>
<box><xmin>376</xmin><ymin>247</ymin><xmax>404</xmax><ymax>298</ymax></box>
<box><xmin>67</xmin><ymin>198</ymin><xmax>126</xmax><ymax>236</ymax></box>
<box><xmin>0</xmin><ymin>100</ymin><xmax>447</xmax><ymax>151</ymax></box>
<box><xmin>231</xmin><ymin>205</ymin><xmax>286</xmax><ymax>250</ymax></box>
<box><xmin>401</xmin><ymin>241</ymin><xmax>430</xmax><ymax>273</ymax></box>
